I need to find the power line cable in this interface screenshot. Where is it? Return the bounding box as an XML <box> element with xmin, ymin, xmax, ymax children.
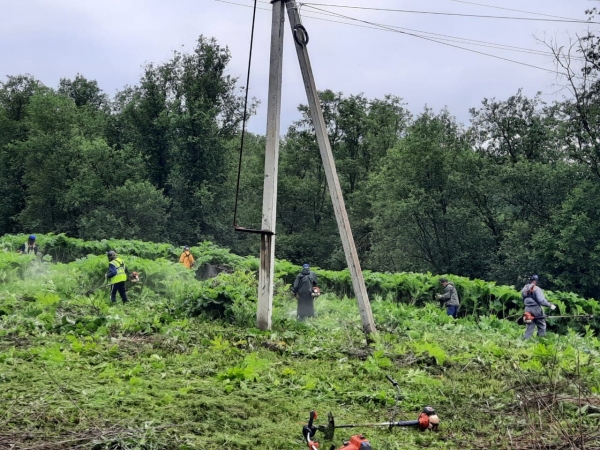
<box><xmin>311</xmin><ymin>8</ymin><xmax>584</xmax><ymax>60</ymax></box>
<box><xmin>302</xmin><ymin>4</ymin><xmax>574</xmax><ymax>75</ymax></box>
<box><xmin>301</xmin><ymin>2</ymin><xmax>599</xmax><ymax>24</ymax></box>
<box><xmin>233</xmin><ymin>0</ymin><xmax>258</xmax><ymax>229</ymax></box>
<box><xmin>356</xmin><ymin>19</ymin><xmax>585</xmax><ymax>60</ymax></box>
<box><xmin>216</xmin><ymin>0</ymin><xmax>585</xmax><ymax>71</ymax></box>
<box><xmin>449</xmin><ymin>0</ymin><xmax>585</xmax><ymax>22</ymax></box>
<box><xmin>216</xmin><ymin>0</ymin><xmax>584</xmax><ymax>61</ymax></box>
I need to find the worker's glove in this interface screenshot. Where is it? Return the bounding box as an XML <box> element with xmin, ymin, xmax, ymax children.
<box><xmin>436</xmin><ymin>294</ymin><xmax>442</xmax><ymax>299</ymax></box>
<box><xmin>550</xmin><ymin>304</ymin><xmax>556</xmax><ymax>311</ymax></box>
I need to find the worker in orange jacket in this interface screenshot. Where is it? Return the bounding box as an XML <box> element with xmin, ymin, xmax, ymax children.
<box><xmin>179</xmin><ymin>246</ymin><xmax>195</xmax><ymax>269</ymax></box>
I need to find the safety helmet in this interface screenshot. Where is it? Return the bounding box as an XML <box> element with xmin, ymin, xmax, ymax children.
<box><xmin>302</xmin><ymin>263</ymin><xmax>310</xmax><ymax>269</ymax></box>
<box><xmin>184</xmin><ymin>246</ymin><xmax>190</xmax><ymax>251</ymax></box>
<box><xmin>29</xmin><ymin>234</ymin><xmax>36</xmax><ymax>240</ymax></box>
<box><xmin>106</xmin><ymin>250</ymin><xmax>117</xmax><ymax>260</ymax></box>
<box><xmin>530</xmin><ymin>274</ymin><xmax>539</xmax><ymax>282</ymax></box>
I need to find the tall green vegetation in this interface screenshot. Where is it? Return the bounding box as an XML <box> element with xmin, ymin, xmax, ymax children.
<box><xmin>1</xmin><ymin>22</ymin><xmax>600</xmax><ymax>300</ymax></box>
<box><xmin>1</xmin><ymin>239</ymin><xmax>600</xmax><ymax>448</ymax></box>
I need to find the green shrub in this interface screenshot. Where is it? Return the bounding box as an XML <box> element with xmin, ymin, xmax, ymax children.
<box><xmin>2</xmin><ymin>234</ymin><xmax>598</xmax><ymax>335</ymax></box>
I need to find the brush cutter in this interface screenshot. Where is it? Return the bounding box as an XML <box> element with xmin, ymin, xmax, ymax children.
<box><xmin>83</xmin><ymin>272</ymin><xmax>140</xmax><ymax>296</ymax></box>
<box><xmin>84</xmin><ymin>284</ymin><xmax>109</xmax><ymax>296</ymax></box>
<box><xmin>321</xmin><ymin>406</ymin><xmax>440</xmax><ymax>439</ymax></box>
<box><xmin>523</xmin><ymin>312</ymin><xmax>594</xmax><ymax>324</ymax></box>
<box><xmin>303</xmin><ymin>408</ymin><xmax>439</xmax><ymax>449</ymax></box>
<box><xmin>302</xmin><ymin>376</ymin><xmax>440</xmax><ymax>449</ymax></box>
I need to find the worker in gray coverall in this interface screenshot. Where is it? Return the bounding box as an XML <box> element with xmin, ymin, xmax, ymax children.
<box><xmin>292</xmin><ymin>263</ymin><xmax>318</xmax><ymax>320</ymax></box>
<box><xmin>437</xmin><ymin>277</ymin><xmax>460</xmax><ymax>319</ymax></box>
<box><xmin>522</xmin><ymin>274</ymin><xmax>556</xmax><ymax>339</ymax></box>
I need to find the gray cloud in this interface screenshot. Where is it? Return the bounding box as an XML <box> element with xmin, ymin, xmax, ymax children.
<box><xmin>1</xmin><ymin>0</ymin><xmax>593</xmax><ymax>133</ymax></box>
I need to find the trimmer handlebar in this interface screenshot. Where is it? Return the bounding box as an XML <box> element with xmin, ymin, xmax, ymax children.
<box><xmin>385</xmin><ymin>375</ymin><xmax>399</xmax><ymax>387</ymax></box>
<box><xmin>303</xmin><ymin>410</ymin><xmax>320</xmax><ymax>449</ymax></box>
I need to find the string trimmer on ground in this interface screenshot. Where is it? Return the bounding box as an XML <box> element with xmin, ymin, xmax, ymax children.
<box><xmin>302</xmin><ymin>376</ymin><xmax>440</xmax><ymax>449</ymax></box>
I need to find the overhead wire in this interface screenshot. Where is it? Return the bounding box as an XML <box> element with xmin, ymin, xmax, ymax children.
<box><xmin>232</xmin><ymin>0</ymin><xmax>258</xmax><ymax>229</ymax></box>
<box><xmin>216</xmin><ymin>0</ymin><xmax>585</xmax><ymax>74</ymax></box>
<box><xmin>305</xmin><ymin>5</ymin><xmax>587</xmax><ymax>61</ymax></box>
<box><xmin>330</xmin><ymin>16</ymin><xmax>584</xmax><ymax>60</ymax></box>
<box><xmin>300</xmin><ymin>2</ymin><xmax>599</xmax><ymax>24</ymax></box>
<box><xmin>216</xmin><ymin>0</ymin><xmax>585</xmax><ymax>61</ymax></box>
<box><xmin>449</xmin><ymin>0</ymin><xmax>587</xmax><ymax>21</ymax></box>
<box><xmin>302</xmin><ymin>3</ymin><xmax>573</xmax><ymax>75</ymax></box>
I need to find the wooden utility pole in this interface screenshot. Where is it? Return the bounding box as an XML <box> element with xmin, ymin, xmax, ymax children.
<box><xmin>256</xmin><ymin>0</ymin><xmax>377</xmax><ymax>337</ymax></box>
<box><xmin>285</xmin><ymin>1</ymin><xmax>377</xmax><ymax>336</ymax></box>
<box><xmin>257</xmin><ymin>0</ymin><xmax>285</xmax><ymax>330</ymax></box>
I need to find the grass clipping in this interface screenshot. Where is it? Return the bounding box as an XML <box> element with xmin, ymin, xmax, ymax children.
<box><xmin>1</xmin><ymin>251</ymin><xmax>600</xmax><ymax>448</ymax></box>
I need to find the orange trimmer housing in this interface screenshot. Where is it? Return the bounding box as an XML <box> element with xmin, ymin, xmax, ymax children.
<box><xmin>337</xmin><ymin>434</ymin><xmax>372</xmax><ymax>450</ymax></box>
<box><xmin>523</xmin><ymin>311</ymin><xmax>535</xmax><ymax>324</ymax></box>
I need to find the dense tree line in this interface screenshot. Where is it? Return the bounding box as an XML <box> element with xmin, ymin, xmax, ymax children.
<box><xmin>1</xmin><ymin>26</ymin><xmax>600</xmax><ymax>299</ymax></box>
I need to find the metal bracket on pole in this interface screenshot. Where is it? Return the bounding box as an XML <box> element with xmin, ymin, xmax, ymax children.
<box><xmin>284</xmin><ymin>0</ymin><xmax>377</xmax><ymax>336</ymax></box>
<box><xmin>234</xmin><ymin>226</ymin><xmax>275</xmax><ymax>236</ymax></box>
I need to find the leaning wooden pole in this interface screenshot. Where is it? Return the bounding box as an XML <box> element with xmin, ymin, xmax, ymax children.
<box><xmin>257</xmin><ymin>0</ymin><xmax>285</xmax><ymax>330</ymax></box>
<box><xmin>285</xmin><ymin>0</ymin><xmax>377</xmax><ymax>336</ymax></box>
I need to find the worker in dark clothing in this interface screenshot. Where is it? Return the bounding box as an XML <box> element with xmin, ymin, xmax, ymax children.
<box><xmin>106</xmin><ymin>250</ymin><xmax>128</xmax><ymax>303</ymax></box>
<box><xmin>437</xmin><ymin>277</ymin><xmax>460</xmax><ymax>319</ymax></box>
<box><xmin>18</xmin><ymin>235</ymin><xmax>39</xmax><ymax>255</ymax></box>
<box><xmin>522</xmin><ymin>275</ymin><xmax>555</xmax><ymax>339</ymax></box>
<box><xmin>292</xmin><ymin>263</ymin><xmax>318</xmax><ymax>319</ymax></box>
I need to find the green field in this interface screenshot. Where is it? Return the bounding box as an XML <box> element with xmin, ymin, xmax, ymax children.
<box><xmin>1</xmin><ymin>236</ymin><xmax>599</xmax><ymax>449</ymax></box>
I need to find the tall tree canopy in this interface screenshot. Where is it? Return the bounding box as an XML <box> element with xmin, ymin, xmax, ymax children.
<box><xmin>1</xmin><ymin>24</ymin><xmax>600</xmax><ymax>300</ymax></box>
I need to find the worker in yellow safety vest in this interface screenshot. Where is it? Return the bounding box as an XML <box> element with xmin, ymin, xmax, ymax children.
<box><xmin>106</xmin><ymin>250</ymin><xmax>128</xmax><ymax>303</ymax></box>
<box><xmin>18</xmin><ymin>234</ymin><xmax>40</xmax><ymax>255</ymax></box>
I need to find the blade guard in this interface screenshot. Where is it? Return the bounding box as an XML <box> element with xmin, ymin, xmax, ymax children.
<box><xmin>324</xmin><ymin>412</ymin><xmax>335</xmax><ymax>441</ymax></box>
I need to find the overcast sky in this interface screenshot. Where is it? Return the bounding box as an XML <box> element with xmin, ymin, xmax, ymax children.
<box><xmin>1</xmin><ymin>0</ymin><xmax>596</xmax><ymax>133</ymax></box>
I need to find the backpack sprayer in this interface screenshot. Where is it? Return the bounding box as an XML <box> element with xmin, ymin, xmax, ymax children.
<box><xmin>302</xmin><ymin>376</ymin><xmax>440</xmax><ymax>449</ymax></box>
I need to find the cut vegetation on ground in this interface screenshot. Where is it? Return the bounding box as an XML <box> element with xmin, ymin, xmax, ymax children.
<box><xmin>1</xmin><ymin>235</ymin><xmax>600</xmax><ymax>449</ymax></box>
